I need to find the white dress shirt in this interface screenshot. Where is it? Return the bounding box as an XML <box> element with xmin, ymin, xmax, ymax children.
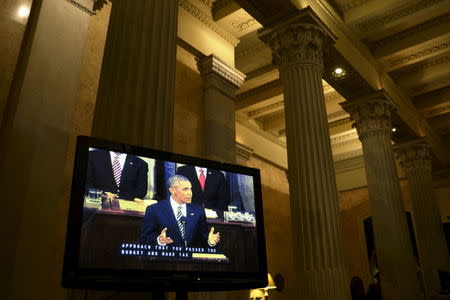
<box><xmin>170</xmin><ymin>196</ymin><xmax>186</xmax><ymax>218</ymax></box>
<box><xmin>195</xmin><ymin>166</ymin><xmax>208</xmax><ymax>180</ymax></box>
<box><xmin>109</xmin><ymin>151</ymin><xmax>127</xmax><ymax>170</ymax></box>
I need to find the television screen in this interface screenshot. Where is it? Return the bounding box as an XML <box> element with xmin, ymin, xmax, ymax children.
<box><xmin>62</xmin><ymin>136</ymin><xmax>267</xmax><ymax>291</ymax></box>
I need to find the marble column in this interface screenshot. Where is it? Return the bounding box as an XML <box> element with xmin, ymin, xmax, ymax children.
<box><xmin>259</xmin><ymin>9</ymin><xmax>350</xmax><ymax>300</ymax></box>
<box><xmin>395</xmin><ymin>138</ymin><xmax>450</xmax><ymax>298</ymax></box>
<box><xmin>341</xmin><ymin>92</ymin><xmax>424</xmax><ymax>300</ymax></box>
<box><xmin>197</xmin><ymin>54</ymin><xmax>245</xmax><ymax>163</ymax></box>
<box><xmin>91</xmin><ymin>0</ymin><xmax>178</xmax><ymax>151</ymax></box>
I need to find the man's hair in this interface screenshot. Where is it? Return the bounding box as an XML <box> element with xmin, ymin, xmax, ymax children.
<box><xmin>168</xmin><ymin>175</ymin><xmax>190</xmax><ymax>188</ymax></box>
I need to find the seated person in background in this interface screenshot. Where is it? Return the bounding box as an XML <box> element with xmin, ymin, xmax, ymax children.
<box><xmin>176</xmin><ymin>165</ymin><xmax>230</xmax><ymax>211</ymax></box>
<box><xmin>140</xmin><ymin>175</ymin><xmax>220</xmax><ymax>247</ymax></box>
<box><xmin>86</xmin><ymin>149</ymin><xmax>148</xmax><ymax>202</ymax></box>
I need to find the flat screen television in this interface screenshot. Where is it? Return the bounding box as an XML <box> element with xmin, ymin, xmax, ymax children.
<box><xmin>62</xmin><ymin>136</ymin><xmax>267</xmax><ymax>291</ymax></box>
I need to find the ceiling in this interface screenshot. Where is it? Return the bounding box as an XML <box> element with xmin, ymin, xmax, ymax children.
<box><xmin>210</xmin><ymin>0</ymin><xmax>450</xmax><ymax>171</ymax></box>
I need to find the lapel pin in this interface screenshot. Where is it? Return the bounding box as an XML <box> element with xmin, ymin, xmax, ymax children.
<box><xmin>190</xmin><ymin>213</ymin><xmax>194</xmax><ymax>216</ymax></box>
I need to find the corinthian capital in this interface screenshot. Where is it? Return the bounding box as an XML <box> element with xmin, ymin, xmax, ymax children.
<box><xmin>340</xmin><ymin>90</ymin><xmax>397</xmax><ymax>140</ymax></box>
<box><xmin>394</xmin><ymin>138</ymin><xmax>432</xmax><ymax>172</ymax></box>
<box><xmin>258</xmin><ymin>7</ymin><xmax>335</xmax><ymax>72</ymax></box>
<box><xmin>269</xmin><ymin>24</ymin><xmax>330</xmax><ymax>70</ymax></box>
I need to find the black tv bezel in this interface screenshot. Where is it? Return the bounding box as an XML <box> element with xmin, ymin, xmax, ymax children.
<box><xmin>62</xmin><ymin>135</ymin><xmax>268</xmax><ymax>291</ymax></box>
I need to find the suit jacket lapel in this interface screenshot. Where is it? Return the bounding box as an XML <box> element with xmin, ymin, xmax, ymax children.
<box><xmin>185</xmin><ymin>204</ymin><xmax>196</xmax><ymax>244</ymax></box>
<box><xmin>121</xmin><ymin>155</ymin><xmax>132</xmax><ymax>184</ymax></box>
<box><xmin>102</xmin><ymin>150</ymin><xmax>117</xmax><ymax>188</ymax></box>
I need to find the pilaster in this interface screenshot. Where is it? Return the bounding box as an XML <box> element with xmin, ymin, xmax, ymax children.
<box><xmin>197</xmin><ymin>54</ymin><xmax>245</xmax><ymax>163</ymax></box>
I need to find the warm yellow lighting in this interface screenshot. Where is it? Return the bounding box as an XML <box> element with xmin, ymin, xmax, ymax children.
<box><xmin>334</xmin><ymin>67</ymin><xmax>344</xmax><ymax>75</ymax></box>
<box><xmin>266</xmin><ymin>273</ymin><xmax>277</xmax><ymax>290</ymax></box>
<box><xmin>332</xmin><ymin>67</ymin><xmax>346</xmax><ymax>79</ymax></box>
<box><xmin>392</xmin><ymin>127</ymin><xmax>397</xmax><ymax>132</ymax></box>
<box><xmin>249</xmin><ymin>288</ymin><xmax>265</xmax><ymax>298</ymax></box>
<box><xmin>17</xmin><ymin>5</ymin><xmax>30</xmax><ymax>18</ymax></box>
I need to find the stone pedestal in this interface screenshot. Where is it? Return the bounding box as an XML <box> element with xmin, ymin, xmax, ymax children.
<box><xmin>91</xmin><ymin>0</ymin><xmax>178</xmax><ymax>151</ymax></box>
<box><xmin>197</xmin><ymin>55</ymin><xmax>245</xmax><ymax>163</ymax></box>
<box><xmin>259</xmin><ymin>9</ymin><xmax>350</xmax><ymax>300</ymax></box>
<box><xmin>341</xmin><ymin>92</ymin><xmax>424</xmax><ymax>300</ymax></box>
<box><xmin>395</xmin><ymin>138</ymin><xmax>450</xmax><ymax>298</ymax></box>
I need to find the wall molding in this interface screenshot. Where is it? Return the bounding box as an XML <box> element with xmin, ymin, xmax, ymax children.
<box><xmin>370</xmin><ymin>12</ymin><xmax>450</xmax><ymax>50</ymax></box>
<box><xmin>247</xmin><ymin>101</ymin><xmax>284</xmax><ymax>118</ymax></box>
<box><xmin>179</xmin><ymin>0</ymin><xmax>239</xmax><ymax>46</ymax></box>
<box><xmin>390</xmin><ymin>52</ymin><xmax>450</xmax><ymax>78</ymax></box>
<box><xmin>386</xmin><ymin>39</ymin><xmax>450</xmax><ymax>67</ymax></box>
<box><xmin>65</xmin><ymin>0</ymin><xmax>96</xmax><ymax>15</ymax></box>
<box><xmin>357</xmin><ymin>0</ymin><xmax>446</xmax><ymax>32</ymax></box>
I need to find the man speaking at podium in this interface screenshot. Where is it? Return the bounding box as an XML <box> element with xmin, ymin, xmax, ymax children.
<box><xmin>140</xmin><ymin>175</ymin><xmax>220</xmax><ymax>248</ymax></box>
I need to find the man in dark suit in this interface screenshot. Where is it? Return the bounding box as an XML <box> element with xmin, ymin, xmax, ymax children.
<box><xmin>140</xmin><ymin>175</ymin><xmax>220</xmax><ymax>247</ymax></box>
<box><xmin>86</xmin><ymin>149</ymin><xmax>148</xmax><ymax>201</ymax></box>
<box><xmin>176</xmin><ymin>165</ymin><xmax>230</xmax><ymax>211</ymax></box>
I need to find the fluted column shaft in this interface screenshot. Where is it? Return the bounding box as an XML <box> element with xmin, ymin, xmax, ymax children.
<box><xmin>395</xmin><ymin>139</ymin><xmax>450</xmax><ymax>298</ymax></box>
<box><xmin>341</xmin><ymin>95</ymin><xmax>424</xmax><ymax>300</ymax></box>
<box><xmin>260</xmin><ymin>14</ymin><xmax>350</xmax><ymax>299</ymax></box>
<box><xmin>197</xmin><ymin>55</ymin><xmax>245</xmax><ymax>163</ymax></box>
<box><xmin>91</xmin><ymin>0</ymin><xmax>177</xmax><ymax>150</ymax></box>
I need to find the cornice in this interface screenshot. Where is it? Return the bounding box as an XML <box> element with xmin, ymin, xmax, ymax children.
<box><xmin>328</xmin><ymin>109</ymin><xmax>348</xmax><ymax>121</ymax></box>
<box><xmin>179</xmin><ymin>0</ymin><xmax>239</xmax><ymax>46</ymax></box>
<box><xmin>333</xmin><ymin>151</ymin><xmax>364</xmax><ymax>168</ymax></box>
<box><xmin>236</xmin><ymin>142</ymin><xmax>254</xmax><ymax>162</ymax></box>
<box><xmin>247</xmin><ymin>101</ymin><xmax>284</xmax><ymax>118</ymax></box>
<box><xmin>386</xmin><ymin>38</ymin><xmax>450</xmax><ymax>68</ymax></box>
<box><xmin>330</xmin><ymin>131</ymin><xmax>359</xmax><ymax>146</ymax></box>
<box><xmin>261</xmin><ymin>110</ymin><xmax>284</xmax><ymax>122</ymax></box>
<box><xmin>197</xmin><ymin>54</ymin><xmax>246</xmax><ymax>88</ymax></box>
<box><xmin>329</xmin><ymin>117</ymin><xmax>352</xmax><ymax>127</ymax></box>
<box><xmin>236</xmin><ymin>79</ymin><xmax>282</xmax><ymax>101</ymax></box>
<box><xmin>390</xmin><ymin>52</ymin><xmax>450</xmax><ymax>79</ymax></box>
<box><xmin>357</xmin><ymin>0</ymin><xmax>446</xmax><ymax>32</ymax></box>
<box><xmin>370</xmin><ymin>13</ymin><xmax>450</xmax><ymax>50</ymax></box>
<box><xmin>65</xmin><ymin>0</ymin><xmax>96</xmax><ymax>15</ymax></box>
<box><xmin>232</xmin><ymin>18</ymin><xmax>258</xmax><ymax>31</ymax></box>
